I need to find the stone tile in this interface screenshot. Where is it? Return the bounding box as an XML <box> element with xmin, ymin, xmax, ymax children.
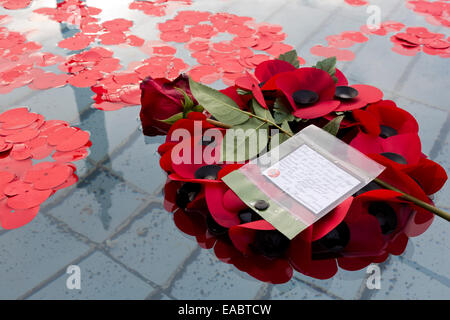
<box><xmin>342</xmin><ymin>35</ymin><xmax>415</xmax><ymax>92</ymax></box>
<box><xmin>296</xmin><ymin>14</ymin><xmax>370</xmax><ymax>70</ymax></box>
<box><xmin>432</xmin><ymin>121</ymin><xmax>450</xmax><ymax>209</ymax></box>
<box><xmin>6</xmin><ymin>86</ymin><xmax>93</xmax><ymax>124</ymax></box>
<box><xmin>270</xmin><ymin>279</ymin><xmax>334</xmax><ymax>300</ymax></box>
<box><xmin>403</xmin><ymin>214</ymin><xmax>450</xmax><ymax>280</ymax></box>
<box><xmin>0</xmin><ymin>86</ymin><xmax>35</xmax><ymax>108</ymax></box>
<box><xmin>0</xmin><ymin>214</ymin><xmax>89</xmax><ymax>299</ymax></box>
<box><xmin>106</xmin><ymin>134</ymin><xmax>166</xmax><ymax>194</ymax></box>
<box><xmin>169</xmin><ymin>250</ymin><xmax>263</xmax><ymax>300</ymax></box>
<box><xmin>265</xmin><ymin>2</ymin><xmax>334</xmax><ymax>53</ymax></box>
<box><xmin>220</xmin><ymin>0</ymin><xmax>290</xmax><ymax>23</ymax></box>
<box><xmin>79</xmin><ymin>105</ymin><xmax>141</xmax><ymax>162</ymax></box>
<box><xmin>397</xmin><ymin>54</ymin><xmax>450</xmax><ymax>111</ymax></box>
<box><xmin>393</xmin><ymin>97</ymin><xmax>448</xmax><ymax>155</ymax></box>
<box><xmin>39</xmin><ymin>158</ymin><xmax>96</xmax><ymax>210</ymax></box>
<box><xmin>292</xmin><ymin>267</ymin><xmax>367</xmax><ymax>299</ymax></box>
<box><xmin>28</xmin><ymin>251</ymin><xmax>155</xmax><ymax>300</ymax></box>
<box><xmin>368</xmin><ymin>256</ymin><xmax>450</xmax><ymax>299</ymax></box>
<box><xmin>108</xmin><ymin>204</ymin><xmax>198</xmax><ymax>286</ymax></box>
<box><xmin>48</xmin><ymin>168</ymin><xmax>148</xmax><ymax>242</ymax></box>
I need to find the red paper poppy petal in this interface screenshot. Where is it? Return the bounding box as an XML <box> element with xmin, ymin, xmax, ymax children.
<box><xmin>388</xmin><ymin>232</ymin><xmax>409</xmax><ymax>255</ymax></box>
<box><xmin>24</xmin><ymin>164</ymin><xmax>72</xmax><ymax>190</ymax></box>
<box><xmin>3</xmin><ymin>180</ymin><xmax>33</xmax><ymax>196</ymax></box>
<box><xmin>52</xmin><ymin>147</ymin><xmax>89</xmax><ymax>162</ymax></box>
<box><xmin>160</xmin><ymin>151</ymin><xmax>173</xmax><ymax>173</ymax></box>
<box><xmin>7</xmin><ymin>189</ymin><xmax>52</xmax><ymax>210</ymax></box>
<box><xmin>334</xmin><ymin>96</ymin><xmax>368</xmax><ymax>111</ymax></box>
<box><xmin>289</xmin><ymin>227</ymin><xmax>338</xmax><ymax>279</ymax></box>
<box><xmin>205</xmin><ymin>184</ymin><xmax>240</xmax><ymax>228</ymax></box>
<box><xmin>0</xmin><ymin>200</ymin><xmax>39</xmax><ymax>230</ymax></box>
<box><xmin>5</xmin><ymin>128</ymin><xmax>39</xmax><ymax>143</ymax></box>
<box><xmin>55</xmin><ymin>130</ymin><xmax>90</xmax><ymax>152</ymax></box>
<box><xmin>343</xmin><ymin>213</ymin><xmax>385</xmax><ymax>255</ymax></box>
<box><xmin>246</xmin><ymin>256</ymin><xmax>294</xmax><ymax>284</ymax></box>
<box><xmin>222</xmin><ymin>189</ymin><xmax>248</xmax><ymax>213</ymax></box>
<box><xmin>335</xmin><ymin>68</ymin><xmax>348</xmax><ymax>86</ymax></box>
<box><xmin>47</xmin><ymin>126</ymin><xmax>77</xmax><ymax>146</ymax></box>
<box><xmin>404</xmin><ymin>159</ymin><xmax>447</xmax><ymax>195</ymax></box>
<box><xmin>157</xmin><ymin>142</ymin><xmax>176</xmax><ymax>156</ymax></box>
<box><xmin>292</xmin><ymin>100</ymin><xmax>340</xmax><ymax>119</ymax></box>
<box><xmin>294</xmin><ymin>67</ymin><xmax>337</xmax><ymax>99</ymax></box>
<box><xmin>404</xmin><ymin>212</ymin><xmax>434</xmax><ymax>237</ymax></box>
<box><xmin>217</xmin><ymin>163</ymin><xmax>244</xmax><ymax>180</ymax></box>
<box><xmin>381</xmin><ymin>134</ymin><xmax>422</xmax><ymax>165</ymax></box>
<box><xmin>173</xmin><ymin>209</ymin><xmax>207</xmax><ymax>237</ymax></box>
<box><xmin>367</xmin><ymin>103</ymin><xmax>419</xmax><ymax>135</ymax></box>
<box><xmin>337</xmin><ymin>256</ymin><xmax>373</xmax><ymax>271</ymax></box>
<box><xmin>352</xmin><ymin>109</ymin><xmax>381</xmax><ymax>136</ymax></box>
<box><xmin>228</xmin><ymin>225</ymin><xmax>256</xmax><ymax>255</ymax></box>
<box><xmin>351</xmin><ymin>84</ymin><xmax>383</xmax><ymax>104</ymax></box>
<box><xmin>350</xmin><ymin>132</ymin><xmax>384</xmax><ymax>155</ymax></box>
<box><xmin>254</xmin><ymin>59</ymin><xmax>296</xmax><ymax>83</ymax></box>
<box><xmin>312</xmin><ymin>197</ymin><xmax>353</xmax><ymax>241</ymax></box>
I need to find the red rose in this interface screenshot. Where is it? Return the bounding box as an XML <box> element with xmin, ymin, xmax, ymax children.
<box><xmin>140</xmin><ymin>74</ymin><xmax>196</xmax><ymax>136</ymax></box>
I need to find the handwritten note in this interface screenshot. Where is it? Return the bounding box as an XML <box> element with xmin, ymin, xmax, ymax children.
<box><xmin>263</xmin><ymin>144</ymin><xmax>361</xmax><ymax>214</ymax></box>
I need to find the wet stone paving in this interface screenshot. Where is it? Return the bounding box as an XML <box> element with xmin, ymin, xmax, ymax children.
<box><xmin>0</xmin><ymin>0</ymin><xmax>449</xmax><ymax>299</ymax></box>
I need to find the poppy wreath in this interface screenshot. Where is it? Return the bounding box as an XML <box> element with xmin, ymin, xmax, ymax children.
<box><xmin>139</xmin><ymin>50</ymin><xmax>447</xmax><ymax>283</ymax></box>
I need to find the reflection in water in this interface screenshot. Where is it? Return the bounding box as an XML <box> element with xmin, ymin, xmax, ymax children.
<box><xmin>57</xmin><ymin>0</ymin><xmax>114</xmax><ymax>230</ymax></box>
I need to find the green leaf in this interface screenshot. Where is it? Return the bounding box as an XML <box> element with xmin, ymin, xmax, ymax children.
<box><xmin>192</xmin><ymin>105</ymin><xmax>204</xmax><ymax>112</ymax></box>
<box><xmin>270</xmin><ymin>132</ymin><xmax>290</xmax><ymax>149</ymax></box>
<box><xmin>220</xmin><ymin>117</ymin><xmax>269</xmax><ymax>162</ymax></box>
<box><xmin>322</xmin><ymin>115</ymin><xmax>344</xmax><ymax>136</ymax></box>
<box><xmin>189</xmin><ymin>77</ymin><xmax>249</xmax><ymax>126</ymax></box>
<box><xmin>251</xmin><ymin>99</ymin><xmax>275</xmax><ymax>123</ymax></box>
<box><xmin>280</xmin><ymin>120</ymin><xmax>293</xmax><ymax>136</ymax></box>
<box><xmin>159</xmin><ymin>112</ymin><xmax>183</xmax><ymax>125</ymax></box>
<box><xmin>273</xmin><ymin>98</ymin><xmax>295</xmax><ymax>124</ymax></box>
<box><xmin>174</xmin><ymin>87</ymin><xmax>194</xmax><ymax>111</ymax></box>
<box><xmin>270</xmin><ymin>121</ymin><xmax>292</xmax><ymax>149</ymax></box>
<box><xmin>314</xmin><ymin>56</ymin><xmax>337</xmax><ymax>83</ymax></box>
<box><xmin>236</xmin><ymin>88</ymin><xmax>251</xmax><ymax>95</ymax></box>
<box><xmin>277</xmin><ymin>49</ymin><xmax>300</xmax><ymax>68</ymax></box>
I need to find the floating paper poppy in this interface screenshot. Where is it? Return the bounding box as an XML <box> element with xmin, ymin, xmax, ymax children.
<box><xmin>406</xmin><ymin>0</ymin><xmax>450</xmax><ymax>28</ymax></box>
<box><xmin>0</xmin><ymin>108</ymin><xmax>92</xmax><ymax>230</ymax></box>
<box><xmin>0</xmin><ymin>0</ymin><xmax>32</xmax><ymax>10</ymax></box>
<box><xmin>155</xmin><ymin>11</ymin><xmax>299</xmax><ymax>86</ymax></box>
<box><xmin>390</xmin><ymin>26</ymin><xmax>450</xmax><ymax>58</ymax></box>
<box><xmin>129</xmin><ymin>0</ymin><xmax>192</xmax><ymax>17</ymax></box>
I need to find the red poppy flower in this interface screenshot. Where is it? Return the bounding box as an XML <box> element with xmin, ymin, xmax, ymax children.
<box><xmin>350</xmin><ymin>132</ymin><xmax>422</xmax><ymax>168</ymax></box>
<box><xmin>331</xmin><ymin>71</ymin><xmax>383</xmax><ymax>111</ymax></box>
<box><xmin>219</xmin><ymin>86</ymin><xmax>252</xmax><ymax>111</ymax></box>
<box><xmin>354</xmin><ymin>100</ymin><xmax>419</xmax><ymax>136</ymax></box>
<box><xmin>158</xmin><ymin>113</ymin><xmax>227</xmax><ymax>183</ymax></box>
<box><xmin>274</xmin><ymin>67</ymin><xmax>341</xmax><ymax>119</ymax></box>
<box><xmin>402</xmin><ymin>157</ymin><xmax>447</xmax><ymax>195</ymax></box>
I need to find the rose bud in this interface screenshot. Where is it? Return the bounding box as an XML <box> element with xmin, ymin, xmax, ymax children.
<box><xmin>139</xmin><ymin>74</ymin><xmax>197</xmax><ymax>136</ymax></box>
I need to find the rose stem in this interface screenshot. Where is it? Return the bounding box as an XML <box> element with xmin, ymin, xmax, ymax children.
<box><xmin>373</xmin><ymin>178</ymin><xmax>450</xmax><ymax>222</ymax></box>
<box><xmin>206</xmin><ymin>118</ymin><xmax>232</xmax><ymax>129</ymax></box>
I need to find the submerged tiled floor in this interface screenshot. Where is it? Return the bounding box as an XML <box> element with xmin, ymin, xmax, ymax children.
<box><xmin>0</xmin><ymin>0</ymin><xmax>449</xmax><ymax>300</ymax></box>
